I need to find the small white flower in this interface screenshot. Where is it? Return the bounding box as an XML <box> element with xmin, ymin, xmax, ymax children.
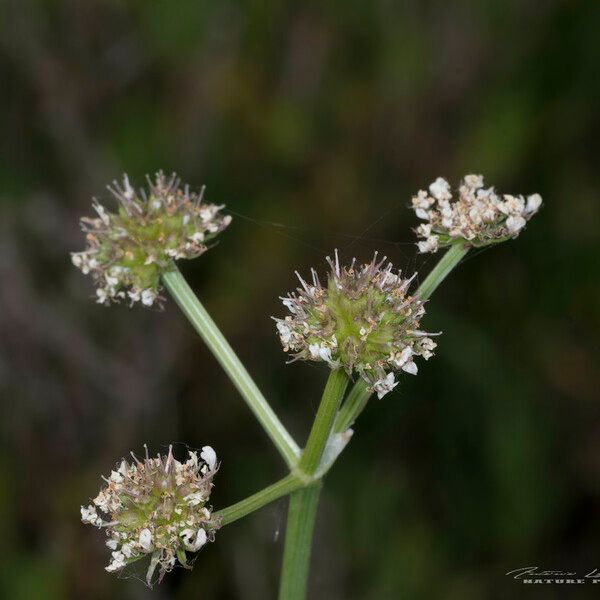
<box><xmin>110</xmin><ymin>470</ymin><xmax>124</xmax><ymax>483</ymax></box>
<box><xmin>200</xmin><ymin>446</ymin><xmax>217</xmax><ymax>471</ymax></box>
<box><xmin>502</xmin><ymin>194</ymin><xmax>525</xmax><ymax>215</ymax></box>
<box><xmin>412</xmin><ymin>190</ymin><xmax>431</xmax><ymax>209</ymax></box>
<box><xmin>390</xmin><ymin>346</ymin><xmax>412</xmax><ymax>368</ymax></box>
<box><xmin>506</xmin><ymin>214</ymin><xmax>526</xmax><ymax>233</ymax></box>
<box><xmin>373</xmin><ymin>372</ymin><xmax>398</xmax><ymax>399</ymax></box>
<box><xmin>282</xmin><ymin>298</ymin><xmax>299</xmax><ymax>314</ymax></box>
<box><xmin>96</xmin><ymin>288</ymin><xmax>109</xmax><ymax>305</ymax></box>
<box><xmin>128</xmin><ymin>288</ymin><xmax>141</xmax><ymax>302</ymax></box>
<box><xmin>277</xmin><ymin>321</ymin><xmax>293</xmax><ymax>344</ymax></box>
<box><xmin>71</xmin><ymin>254</ymin><xmax>83</xmax><ymax>268</ymax></box>
<box><xmin>105</xmin><ymin>274</ymin><xmax>119</xmax><ymax>288</ymax></box>
<box><xmin>184</xmin><ymin>492</ymin><xmax>205</xmax><ymax>506</ymax></box>
<box><xmin>525</xmin><ymin>193</ymin><xmax>542</xmax><ymax>213</ymax></box>
<box><xmin>464</xmin><ymin>174</ymin><xmax>484</xmax><ymax>188</ymax></box>
<box><xmin>429</xmin><ymin>177</ymin><xmax>451</xmax><ymax>201</ymax></box>
<box><xmin>180</xmin><ymin>528</ymin><xmax>207</xmax><ymax>551</ymax></box>
<box><xmin>309</xmin><ymin>344</ymin><xmax>321</xmax><ymax>359</ymax></box>
<box><xmin>417</xmin><ymin>236</ymin><xmax>439</xmax><ymax>253</ymax></box>
<box><xmin>80</xmin><ymin>505</ymin><xmax>102</xmax><ymax>526</ymax></box>
<box><xmin>105</xmin><ymin>551</ymin><xmax>126</xmax><ymax>572</ymax></box>
<box><xmin>416</xmin><ymin>223</ymin><xmax>432</xmax><ymax>237</ymax></box>
<box><xmin>141</xmin><ymin>289</ymin><xmax>156</xmax><ymax>306</ymax></box>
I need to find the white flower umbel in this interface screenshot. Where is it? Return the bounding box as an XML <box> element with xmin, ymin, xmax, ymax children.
<box><xmin>71</xmin><ymin>171</ymin><xmax>232</xmax><ymax>307</ymax></box>
<box><xmin>80</xmin><ymin>445</ymin><xmax>220</xmax><ymax>586</ymax></box>
<box><xmin>412</xmin><ymin>174</ymin><xmax>542</xmax><ymax>252</ymax></box>
<box><xmin>274</xmin><ymin>250</ymin><xmax>439</xmax><ymax>398</ymax></box>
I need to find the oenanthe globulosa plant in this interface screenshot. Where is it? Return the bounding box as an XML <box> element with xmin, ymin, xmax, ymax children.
<box><xmin>74</xmin><ymin>172</ymin><xmax>542</xmax><ymax>595</ymax></box>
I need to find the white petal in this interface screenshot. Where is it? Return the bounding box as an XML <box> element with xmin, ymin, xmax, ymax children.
<box><xmin>194</xmin><ymin>528</ymin><xmax>207</xmax><ymax>550</ymax></box>
<box><xmin>525</xmin><ymin>193</ymin><xmax>542</xmax><ymax>213</ymax></box>
<box><xmin>402</xmin><ymin>361</ymin><xmax>418</xmax><ymax>375</ymax></box>
<box><xmin>201</xmin><ymin>446</ymin><xmax>217</xmax><ymax>470</ymax></box>
<box><xmin>141</xmin><ymin>289</ymin><xmax>156</xmax><ymax>306</ymax></box>
<box><xmin>139</xmin><ymin>528</ymin><xmax>153</xmax><ymax>552</ymax></box>
<box><xmin>506</xmin><ymin>215</ymin><xmax>526</xmax><ymax>233</ymax></box>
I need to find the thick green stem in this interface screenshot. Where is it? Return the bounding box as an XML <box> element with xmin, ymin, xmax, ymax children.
<box><xmin>334</xmin><ymin>242</ymin><xmax>469</xmax><ymax>431</ymax></box>
<box><xmin>333</xmin><ymin>378</ymin><xmax>371</xmax><ymax>433</ymax></box>
<box><xmin>278</xmin><ymin>369</ymin><xmax>348</xmax><ymax>599</ymax></box>
<box><xmin>278</xmin><ymin>484</ymin><xmax>322</xmax><ymax>600</ymax></box>
<box><xmin>298</xmin><ymin>369</ymin><xmax>349</xmax><ymax>476</ymax></box>
<box><xmin>215</xmin><ymin>474</ymin><xmax>304</xmax><ymax>526</ymax></box>
<box><xmin>416</xmin><ymin>242</ymin><xmax>468</xmax><ymax>301</ymax></box>
<box><xmin>162</xmin><ymin>266</ymin><xmax>300</xmax><ymax>468</ymax></box>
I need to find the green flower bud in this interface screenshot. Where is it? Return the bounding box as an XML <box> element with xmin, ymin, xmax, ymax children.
<box><xmin>274</xmin><ymin>251</ymin><xmax>438</xmax><ymax>398</ymax></box>
<box><xmin>71</xmin><ymin>171</ymin><xmax>232</xmax><ymax>307</ymax></box>
<box><xmin>81</xmin><ymin>445</ymin><xmax>220</xmax><ymax>586</ymax></box>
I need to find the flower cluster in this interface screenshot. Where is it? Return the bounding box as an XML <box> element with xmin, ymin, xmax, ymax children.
<box><xmin>274</xmin><ymin>251</ymin><xmax>438</xmax><ymax>398</ymax></box>
<box><xmin>412</xmin><ymin>174</ymin><xmax>542</xmax><ymax>253</ymax></box>
<box><xmin>81</xmin><ymin>445</ymin><xmax>220</xmax><ymax>586</ymax></box>
<box><xmin>71</xmin><ymin>171</ymin><xmax>232</xmax><ymax>307</ymax></box>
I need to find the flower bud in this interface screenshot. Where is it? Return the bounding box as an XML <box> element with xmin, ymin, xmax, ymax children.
<box><xmin>71</xmin><ymin>172</ymin><xmax>232</xmax><ymax>307</ymax></box>
<box><xmin>274</xmin><ymin>251</ymin><xmax>438</xmax><ymax>398</ymax></box>
<box><xmin>80</xmin><ymin>445</ymin><xmax>220</xmax><ymax>586</ymax></box>
<box><xmin>412</xmin><ymin>174</ymin><xmax>542</xmax><ymax>252</ymax></box>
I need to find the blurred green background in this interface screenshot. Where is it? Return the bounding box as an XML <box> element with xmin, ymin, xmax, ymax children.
<box><xmin>1</xmin><ymin>1</ymin><xmax>599</xmax><ymax>598</ymax></box>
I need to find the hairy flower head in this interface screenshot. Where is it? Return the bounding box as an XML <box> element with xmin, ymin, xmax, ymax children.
<box><xmin>71</xmin><ymin>171</ymin><xmax>232</xmax><ymax>307</ymax></box>
<box><xmin>81</xmin><ymin>445</ymin><xmax>220</xmax><ymax>586</ymax></box>
<box><xmin>412</xmin><ymin>174</ymin><xmax>542</xmax><ymax>253</ymax></box>
<box><xmin>274</xmin><ymin>251</ymin><xmax>438</xmax><ymax>398</ymax></box>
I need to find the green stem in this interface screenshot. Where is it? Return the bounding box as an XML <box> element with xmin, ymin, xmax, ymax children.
<box><xmin>334</xmin><ymin>242</ymin><xmax>469</xmax><ymax>431</ymax></box>
<box><xmin>162</xmin><ymin>266</ymin><xmax>300</xmax><ymax>468</ymax></box>
<box><xmin>298</xmin><ymin>369</ymin><xmax>349</xmax><ymax>476</ymax></box>
<box><xmin>278</xmin><ymin>484</ymin><xmax>322</xmax><ymax>600</ymax></box>
<box><xmin>333</xmin><ymin>378</ymin><xmax>371</xmax><ymax>433</ymax></box>
<box><xmin>215</xmin><ymin>474</ymin><xmax>304</xmax><ymax>526</ymax></box>
<box><xmin>278</xmin><ymin>369</ymin><xmax>348</xmax><ymax>599</ymax></box>
<box><xmin>416</xmin><ymin>242</ymin><xmax>468</xmax><ymax>301</ymax></box>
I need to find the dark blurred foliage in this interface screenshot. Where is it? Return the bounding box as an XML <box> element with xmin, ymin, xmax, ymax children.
<box><xmin>1</xmin><ymin>0</ymin><xmax>599</xmax><ymax>598</ymax></box>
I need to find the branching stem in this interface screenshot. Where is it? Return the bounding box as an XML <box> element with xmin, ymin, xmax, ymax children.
<box><xmin>162</xmin><ymin>266</ymin><xmax>301</xmax><ymax>468</ymax></box>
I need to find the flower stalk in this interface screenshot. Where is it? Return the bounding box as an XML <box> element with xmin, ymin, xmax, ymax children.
<box><xmin>278</xmin><ymin>484</ymin><xmax>322</xmax><ymax>600</ymax></box>
<box><xmin>298</xmin><ymin>369</ymin><xmax>349</xmax><ymax>475</ymax></box>
<box><xmin>333</xmin><ymin>377</ymin><xmax>371</xmax><ymax>433</ymax></box>
<box><xmin>278</xmin><ymin>369</ymin><xmax>348</xmax><ymax>599</ymax></box>
<box><xmin>215</xmin><ymin>473</ymin><xmax>305</xmax><ymax>526</ymax></box>
<box><xmin>162</xmin><ymin>265</ymin><xmax>301</xmax><ymax>468</ymax></box>
<box><xmin>417</xmin><ymin>242</ymin><xmax>469</xmax><ymax>301</ymax></box>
